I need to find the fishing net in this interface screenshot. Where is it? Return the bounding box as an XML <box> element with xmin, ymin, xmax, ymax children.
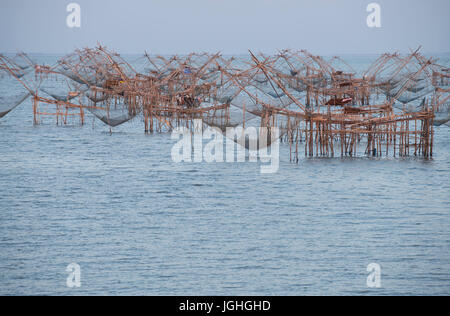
<box><xmin>434</xmin><ymin>113</ymin><xmax>450</xmax><ymax>126</ymax></box>
<box><xmin>85</xmin><ymin>91</ymin><xmax>109</xmax><ymax>103</ymax></box>
<box><xmin>433</xmin><ymin>103</ymin><xmax>450</xmax><ymax>126</ymax></box>
<box><xmin>88</xmin><ymin>107</ymin><xmax>136</xmax><ymax>127</ymax></box>
<box><xmin>0</xmin><ymin>93</ymin><xmax>30</xmax><ymax>118</ymax></box>
<box><xmin>394</xmin><ymin>87</ymin><xmax>435</xmax><ymax>104</ymax></box>
<box><xmin>39</xmin><ymin>79</ymin><xmax>87</xmax><ymax>102</ymax></box>
<box><xmin>203</xmin><ymin>104</ymin><xmax>258</xmax><ymax>132</ymax></box>
<box><xmin>56</xmin><ymin>47</ymin><xmax>136</xmax><ymax>87</ymax></box>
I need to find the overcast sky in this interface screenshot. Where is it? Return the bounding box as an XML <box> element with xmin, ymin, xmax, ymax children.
<box><xmin>0</xmin><ymin>0</ymin><xmax>449</xmax><ymax>54</ymax></box>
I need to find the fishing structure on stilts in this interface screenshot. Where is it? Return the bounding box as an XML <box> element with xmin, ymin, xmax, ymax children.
<box><xmin>1</xmin><ymin>45</ymin><xmax>449</xmax><ymax>160</ymax></box>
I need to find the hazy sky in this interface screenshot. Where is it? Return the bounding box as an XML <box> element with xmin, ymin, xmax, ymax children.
<box><xmin>0</xmin><ymin>0</ymin><xmax>449</xmax><ymax>54</ymax></box>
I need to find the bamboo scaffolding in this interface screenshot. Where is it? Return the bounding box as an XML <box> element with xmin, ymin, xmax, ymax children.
<box><xmin>1</xmin><ymin>46</ymin><xmax>447</xmax><ymax>161</ymax></box>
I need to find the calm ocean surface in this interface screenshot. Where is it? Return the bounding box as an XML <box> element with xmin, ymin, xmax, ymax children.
<box><xmin>0</xmin><ymin>54</ymin><xmax>449</xmax><ymax>295</ymax></box>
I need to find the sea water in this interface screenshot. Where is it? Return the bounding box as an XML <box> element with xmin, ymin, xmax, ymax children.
<box><xmin>0</xmin><ymin>54</ymin><xmax>449</xmax><ymax>295</ymax></box>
